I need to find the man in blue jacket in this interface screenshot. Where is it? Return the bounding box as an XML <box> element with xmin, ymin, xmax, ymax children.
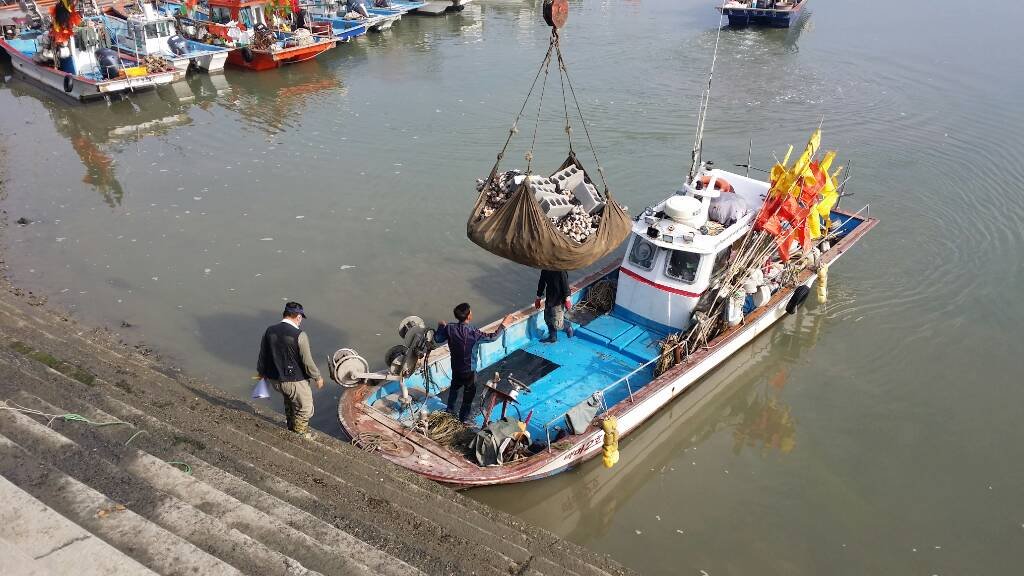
<box><xmin>435</xmin><ymin>303</ymin><xmax>512</xmax><ymax>424</ymax></box>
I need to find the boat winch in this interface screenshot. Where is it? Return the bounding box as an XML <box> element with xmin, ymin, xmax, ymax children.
<box><xmin>328</xmin><ymin>315</ymin><xmax>436</xmax><ymax>406</ymax></box>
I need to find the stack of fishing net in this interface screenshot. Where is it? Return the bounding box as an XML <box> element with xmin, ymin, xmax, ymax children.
<box><xmin>140</xmin><ymin>55</ymin><xmax>175</xmax><ymax>73</ymax></box>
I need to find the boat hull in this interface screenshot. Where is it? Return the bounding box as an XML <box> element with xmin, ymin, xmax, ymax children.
<box><xmin>718</xmin><ymin>0</ymin><xmax>807</xmax><ymax>28</ymax></box>
<box><xmin>1</xmin><ymin>39</ymin><xmax>178</xmax><ymax>101</ymax></box>
<box><xmin>225</xmin><ymin>40</ymin><xmax>336</xmax><ymax>71</ymax></box>
<box><xmin>338</xmin><ymin>207</ymin><xmax>876</xmax><ymax>487</ymax></box>
<box><xmin>192</xmin><ymin>49</ymin><xmax>230</xmax><ymax>72</ymax></box>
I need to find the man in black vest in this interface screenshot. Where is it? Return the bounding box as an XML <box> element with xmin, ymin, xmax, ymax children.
<box><xmin>257</xmin><ymin>302</ymin><xmax>323</xmax><ymax>438</ymax></box>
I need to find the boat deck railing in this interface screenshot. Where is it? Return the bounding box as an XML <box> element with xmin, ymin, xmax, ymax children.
<box><xmin>540</xmin><ymin>342</ymin><xmax>674</xmax><ymax>452</ymax></box>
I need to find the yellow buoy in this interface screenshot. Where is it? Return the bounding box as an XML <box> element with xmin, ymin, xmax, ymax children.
<box><xmin>817</xmin><ymin>263</ymin><xmax>829</xmax><ymax>303</ymax></box>
<box><xmin>602</xmin><ymin>416</ymin><xmax>619</xmax><ymax>468</ymax></box>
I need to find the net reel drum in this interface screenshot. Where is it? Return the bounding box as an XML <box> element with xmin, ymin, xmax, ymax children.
<box><xmin>328</xmin><ymin>316</ymin><xmax>436</xmax><ymax>408</ymax></box>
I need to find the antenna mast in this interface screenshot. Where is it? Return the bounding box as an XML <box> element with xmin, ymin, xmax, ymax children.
<box><xmin>687</xmin><ymin>2</ymin><xmax>729</xmax><ymax>182</ymax></box>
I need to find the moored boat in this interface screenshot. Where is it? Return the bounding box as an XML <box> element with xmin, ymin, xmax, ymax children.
<box><xmin>1</xmin><ymin>1</ymin><xmax>178</xmax><ymax>101</ymax></box>
<box><xmin>306</xmin><ymin>1</ymin><xmax>400</xmax><ymax>33</ymax></box>
<box><xmin>199</xmin><ymin>0</ymin><xmax>337</xmax><ymax>70</ymax></box>
<box><xmin>102</xmin><ymin>2</ymin><xmax>231</xmax><ymax>73</ymax></box>
<box><xmin>333</xmin><ymin>140</ymin><xmax>876</xmax><ymax>487</ymax></box>
<box><xmin>716</xmin><ymin>0</ymin><xmax>807</xmax><ymax>28</ymax></box>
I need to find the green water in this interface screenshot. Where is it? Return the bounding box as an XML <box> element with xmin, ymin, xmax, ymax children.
<box><xmin>2</xmin><ymin>1</ymin><xmax>1023</xmax><ymax>573</ymax></box>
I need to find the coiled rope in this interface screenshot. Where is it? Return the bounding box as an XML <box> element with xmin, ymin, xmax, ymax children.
<box><xmin>572</xmin><ymin>279</ymin><xmax>615</xmax><ymax>315</ymax></box>
<box><xmin>352</xmin><ymin>432</ymin><xmax>415</xmax><ymax>457</ymax></box>
<box><xmin>425</xmin><ymin>411</ymin><xmax>466</xmax><ymax>446</ymax></box>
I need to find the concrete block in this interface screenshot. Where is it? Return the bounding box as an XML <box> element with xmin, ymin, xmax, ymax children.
<box><xmin>539</xmin><ymin>196</ymin><xmax>575</xmax><ymax>219</ymax></box>
<box><xmin>531</xmin><ymin>183</ymin><xmax>559</xmax><ymax>200</ymax></box>
<box><xmin>550</xmin><ymin>165</ymin><xmax>584</xmax><ymax>193</ymax></box>
<box><xmin>572</xmin><ymin>181</ymin><xmax>605</xmax><ymax>214</ymax></box>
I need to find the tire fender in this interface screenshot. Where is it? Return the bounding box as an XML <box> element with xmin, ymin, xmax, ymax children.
<box><xmin>63</xmin><ymin>74</ymin><xmax>74</xmax><ymax>93</ymax></box>
<box><xmin>786</xmin><ymin>285</ymin><xmax>810</xmax><ymax>315</ymax></box>
<box><xmin>241</xmin><ymin>47</ymin><xmax>254</xmax><ymax>63</ymax></box>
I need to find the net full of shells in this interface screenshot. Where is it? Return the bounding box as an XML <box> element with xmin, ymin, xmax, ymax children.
<box><xmin>475</xmin><ymin>165</ymin><xmax>608</xmax><ymax>242</ymax></box>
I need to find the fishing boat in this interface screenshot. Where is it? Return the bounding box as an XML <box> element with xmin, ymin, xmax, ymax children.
<box><xmin>306</xmin><ymin>1</ymin><xmax>400</xmax><ymax>33</ymax></box>
<box><xmin>416</xmin><ymin>0</ymin><xmax>471</xmax><ymax>15</ymax></box>
<box><xmin>0</xmin><ymin>1</ymin><xmax>178</xmax><ymax>101</ymax></box>
<box><xmin>383</xmin><ymin>0</ymin><xmax>426</xmax><ymax>14</ymax></box>
<box><xmin>201</xmin><ymin>0</ymin><xmax>337</xmax><ymax>70</ymax></box>
<box><xmin>716</xmin><ymin>0</ymin><xmax>807</xmax><ymax>28</ymax></box>
<box><xmin>101</xmin><ymin>2</ymin><xmax>231</xmax><ymax>73</ymax></box>
<box><xmin>333</xmin><ymin>148</ymin><xmax>875</xmax><ymax>487</ymax></box>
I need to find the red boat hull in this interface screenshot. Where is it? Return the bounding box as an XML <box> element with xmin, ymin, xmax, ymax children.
<box><xmin>226</xmin><ymin>40</ymin><xmax>336</xmax><ymax>71</ymax></box>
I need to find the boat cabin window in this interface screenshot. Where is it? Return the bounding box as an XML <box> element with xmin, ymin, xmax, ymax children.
<box><xmin>211</xmin><ymin>6</ymin><xmax>232</xmax><ymax>23</ymax></box>
<box><xmin>144</xmin><ymin>21</ymin><xmax>172</xmax><ymax>39</ymax></box>
<box><xmin>628</xmin><ymin>237</ymin><xmax>658</xmax><ymax>271</ymax></box>
<box><xmin>665</xmin><ymin>249</ymin><xmax>701</xmax><ymax>283</ymax></box>
<box><xmin>238</xmin><ymin>7</ymin><xmax>265</xmax><ymax>28</ymax></box>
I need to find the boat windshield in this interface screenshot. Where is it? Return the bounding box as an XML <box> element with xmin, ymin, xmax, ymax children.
<box><xmin>211</xmin><ymin>6</ymin><xmax>232</xmax><ymax>23</ymax></box>
<box><xmin>237</xmin><ymin>7</ymin><xmax>265</xmax><ymax>28</ymax></box>
<box><xmin>665</xmin><ymin>249</ymin><xmax>701</xmax><ymax>283</ymax></box>
<box><xmin>628</xmin><ymin>237</ymin><xmax>658</xmax><ymax>270</ymax></box>
<box><xmin>144</xmin><ymin>21</ymin><xmax>173</xmax><ymax>39</ymax></box>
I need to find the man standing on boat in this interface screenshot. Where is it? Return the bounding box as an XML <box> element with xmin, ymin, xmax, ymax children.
<box><xmin>257</xmin><ymin>302</ymin><xmax>324</xmax><ymax>439</ymax></box>
<box><xmin>535</xmin><ymin>269</ymin><xmax>575</xmax><ymax>343</ymax></box>
<box><xmin>435</xmin><ymin>304</ymin><xmax>512</xmax><ymax>425</ymax></box>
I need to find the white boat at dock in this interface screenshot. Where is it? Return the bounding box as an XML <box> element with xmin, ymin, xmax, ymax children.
<box><xmin>1</xmin><ymin>1</ymin><xmax>178</xmax><ymax>101</ymax></box>
<box><xmin>102</xmin><ymin>2</ymin><xmax>231</xmax><ymax>73</ymax></box>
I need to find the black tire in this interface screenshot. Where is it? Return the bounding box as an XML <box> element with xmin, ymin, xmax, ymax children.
<box><xmin>384</xmin><ymin>345</ymin><xmax>408</xmax><ymax>374</ymax></box>
<box><xmin>786</xmin><ymin>285</ymin><xmax>811</xmax><ymax>314</ymax></box>
<box><xmin>241</xmin><ymin>47</ymin><xmax>254</xmax><ymax>63</ymax></box>
<box><xmin>63</xmin><ymin>74</ymin><xmax>73</xmax><ymax>93</ymax></box>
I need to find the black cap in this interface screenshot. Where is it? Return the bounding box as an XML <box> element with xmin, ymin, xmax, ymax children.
<box><xmin>283</xmin><ymin>302</ymin><xmax>307</xmax><ymax>318</ymax></box>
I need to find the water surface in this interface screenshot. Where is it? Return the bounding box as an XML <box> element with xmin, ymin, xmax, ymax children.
<box><xmin>2</xmin><ymin>1</ymin><xmax>1023</xmax><ymax>574</ymax></box>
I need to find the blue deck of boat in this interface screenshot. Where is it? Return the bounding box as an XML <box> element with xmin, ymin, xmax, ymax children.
<box><xmin>366</xmin><ymin>278</ymin><xmax>665</xmax><ymax>442</ymax></box>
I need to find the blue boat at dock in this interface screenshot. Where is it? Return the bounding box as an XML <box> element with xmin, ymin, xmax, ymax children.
<box><xmin>315</xmin><ymin>15</ymin><xmax>369</xmax><ymax>41</ymax></box>
<box><xmin>717</xmin><ymin>0</ymin><xmax>807</xmax><ymax>28</ymax></box>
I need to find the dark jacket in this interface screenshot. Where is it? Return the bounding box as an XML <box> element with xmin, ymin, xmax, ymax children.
<box><xmin>537</xmin><ymin>269</ymin><xmax>570</xmax><ymax>305</ymax></box>
<box><xmin>434</xmin><ymin>322</ymin><xmax>503</xmax><ymax>375</ymax></box>
<box><xmin>257</xmin><ymin>321</ymin><xmax>320</xmax><ymax>382</ymax></box>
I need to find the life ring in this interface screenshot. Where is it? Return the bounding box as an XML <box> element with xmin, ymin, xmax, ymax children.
<box><xmin>697</xmin><ymin>175</ymin><xmax>733</xmax><ymax>193</ymax></box>
<box><xmin>241</xmin><ymin>47</ymin><xmax>254</xmax><ymax>63</ymax></box>
<box><xmin>786</xmin><ymin>285</ymin><xmax>810</xmax><ymax>314</ymax></box>
<box><xmin>63</xmin><ymin>74</ymin><xmax>74</xmax><ymax>93</ymax></box>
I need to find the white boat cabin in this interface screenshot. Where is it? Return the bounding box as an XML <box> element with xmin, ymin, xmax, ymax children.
<box><xmin>614</xmin><ymin>167</ymin><xmax>768</xmax><ymax>333</ymax></box>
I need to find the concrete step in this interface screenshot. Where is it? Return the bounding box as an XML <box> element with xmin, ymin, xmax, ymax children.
<box><xmin>0</xmin><ymin>433</ymin><xmax>242</xmax><ymax>576</ymax></box>
<box><xmin>0</xmin><ymin>354</ymin><xmax>457</xmax><ymax>575</ymax></box>
<box><xmin>0</xmin><ymin>400</ymin><xmax>322</xmax><ymax>576</ymax></box>
<box><xmin>7</xmin><ymin>390</ymin><xmax>412</xmax><ymax>576</ymax></box>
<box><xmin>0</xmin><ymin>476</ymin><xmax>156</xmax><ymax>576</ymax></box>
<box><xmin>0</xmin><ymin>536</ymin><xmax>54</xmax><ymax>576</ymax></box>
<box><xmin>14</xmin><ymin>392</ymin><xmax>388</xmax><ymax>576</ymax></box>
<box><xmin>221</xmin><ymin>423</ymin><xmax>595</xmax><ymax>576</ymax></box>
